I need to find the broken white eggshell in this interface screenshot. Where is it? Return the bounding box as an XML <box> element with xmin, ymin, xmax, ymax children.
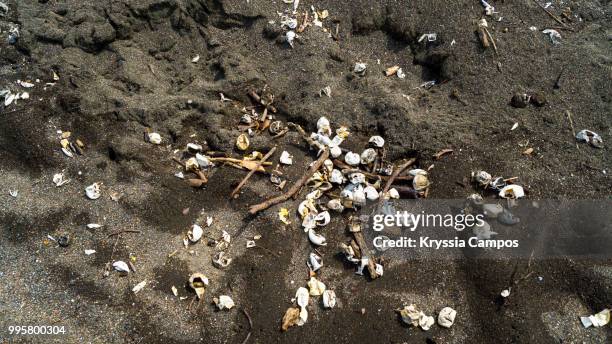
<box><xmin>409</xmin><ymin>169</ymin><xmax>428</xmax><ymax>176</ymax></box>
<box><xmin>280</xmin><ymin>151</ymin><xmax>293</xmax><ymax>165</ymax></box>
<box><xmin>418</xmin><ymin>33</ymin><xmax>437</xmax><ymax>42</ymax></box>
<box><xmin>296</xmin><ymin>287</ymin><xmax>309</xmax><ymax>308</ymax></box>
<box><xmin>473</xmin><ymin>170</ymin><xmax>492</xmax><ymax>187</ymax></box>
<box><xmin>399</xmin><ymin>305</ymin><xmax>422</xmax><ymax>327</ymax></box>
<box><xmin>354</xmin><ymin>62</ymin><xmax>367</xmax><ymax>74</ymax></box>
<box><xmin>388</xmin><ymin>188</ymin><xmax>400</xmax><ymax>199</ymax></box>
<box><xmin>195</xmin><ymin>153</ymin><xmax>213</xmax><ymax>168</ymax></box>
<box><xmin>316</xmin><ymin>116</ymin><xmax>331</xmax><ymax>136</ymax></box>
<box><xmin>188</xmin><ymin>224</ymin><xmax>203</xmax><ymax>243</ymax></box>
<box><xmin>308</xmin><ymin>229</ymin><xmax>327</xmax><ymax>246</ymax></box>
<box><xmin>298</xmin><ymin>305</ymin><xmax>308</xmax><ymax>325</ymax></box>
<box><xmin>19</xmin><ymin>80</ymin><xmax>35</xmax><ymax>88</ymax></box>
<box><xmin>302</xmin><ymin>213</ymin><xmax>317</xmax><ymax>231</ymax></box>
<box><xmin>375</xmin><ymin>263</ymin><xmax>384</xmax><ymax>276</ymax></box>
<box><xmin>360</xmin><ymin>148</ymin><xmax>377</xmax><ymax>165</ymax></box>
<box><xmin>413</xmin><ymin>174</ymin><xmax>431</xmax><ymax>192</ymax></box>
<box><xmin>419</xmin><ymin>315</ymin><xmax>435</xmax><ymax>331</ymax></box>
<box><xmin>364</xmin><ymin>185</ymin><xmax>380</xmax><ymax>200</ymax></box>
<box><xmin>580</xmin><ymin>309</ymin><xmax>610</xmax><ymax>328</ymax></box>
<box><xmin>214</xmin><ymin>295</ymin><xmax>235</xmax><ymax>310</ymax></box>
<box><xmin>326</xmin><ymin>199</ymin><xmax>344</xmax><ymax>212</ymax></box>
<box><xmin>147</xmin><ymin>132</ymin><xmax>162</xmax><ymax>145</ymax></box>
<box><xmin>246</xmin><ymin>240</ymin><xmax>256</xmax><ymax>248</ymax></box>
<box><xmin>113</xmin><ymin>260</ymin><xmax>130</xmax><ymax>273</ymax></box>
<box><xmin>84</xmin><ymin>249</ymin><xmax>96</xmax><ymax>255</ymax></box>
<box><xmin>352</xmin><ymin>186</ymin><xmax>366</xmax><ymax>206</ymax></box>
<box><xmin>85</xmin><ymin>183</ymin><xmax>101</xmax><ymax>200</ymax></box>
<box><xmin>222</xmin><ymin>230</ymin><xmax>231</xmax><ymax>243</ymax></box>
<box><xmin>330</xmin><ymin>145</ymin><xmax>342</xmax><ymax>158</ymax></box>
<box><xmin>308</xmin><ymin>252</ymin><xmax>323</xmax><ymax>271</ymax></box>
<box><xmin>344</xmin><ymin>152</ymin><xmax>360</xmax><ymax>166</ymax></box>
<box><xmin>53</xmin><ymin>173</ymin><xmax>69</xmax><ymax>187</ymax></box>
<box><xmin>189</xmin><ymin>273</ymin><xmax>209</xmax><ymax>299</ymax></box>
<box><xmin>314</xmin><ymin>211</ymin><xmax>330</xmax><ymax>226</ymax></box>
<box><xmin>356</xmin><ymin>258</ymin><xmax>368</xmax><ymax>276</ymax></box>
<box><xmin>437</xmin><ymin>307</ymin><xmax>457</xmax><ymax>328</ymax></box>
<box><xmin>132</xmin><ymin>280</ymin><xmax>147</xmax><ymax>294</ymax></box>
<box><xmin>212</xmin><ymin>251</ymin><xmax>232</xmax><ymax>269</ymax></box>
<box><xmin>187</xmin><ymin>143</ymin><xmax>203</xmax><ymax>152</ymax></box>
<box><xmin>322</xmin><ymin>290</ymin><xmax>336</xmax><ymax>308</ymax></box>
<box><xmin>307</xmin><ymin>277</ymin><xmax>326</xmax><ymax>296</ymax></box>
<box><xmin>397</xmin><ymin>68</ymin><xmax>406</xmax><ymax>79</ymax></box>
<box><xmin>542</xmin><ymin>29</ymin><xmax>561</xmax><ymax>44</ymax></box>
<box><xmin>281</xmin><ymin>17</ymin><xmax>298</xmax><ymax>29</ymax></box>
<box><xmin>61</xmin><ymin>147</ymin><xmax>74</xmax><ymax>158</ymax></box>
<box><xmin>312</xmin><ymin>133</ymin><xmax>331</xmax><ymax>146</ymax></box>
<box><xmin>576</xmin><ymin>129</ymin><xmax>603</xmax><ymax>148</ymax></box>
<box><xmin>349</xmin><ymin>172</ymin><xmax>366</xmax><ymax>185</ymax></box>
<box><xmin>285</xmin><ymin>30</ymin><xmax>296</xmax><ymax>47</ymax></box>
<box><xmin>185</xmin><ymin>157</ymin><xmax>199</xmax><ymax>171</ymax></box>
<box><xmin>499</xmin><ymin>185</ymin><xmax>525</xmax><ymax>199</ymax></box>
<box><xmin>330</xmin><ymin>169</ymin><xmax>345</xmax><ymax>184</ymax></box>
<box><xmin>323</xmin><ymin>159</ymin><xmax>334</xmax><ymax>172</ymax></box>
<box><xmin>320</xmin><ymin>86</ymin><xmax>332</xmax><ymax>98</ymax></box>
<box><xmin>298</xmin><ymin>199</ymin><xmax>316</xmax><ymax>218</ymax></box>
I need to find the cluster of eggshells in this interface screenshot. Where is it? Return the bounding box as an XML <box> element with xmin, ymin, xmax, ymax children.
<box><xmin>472</xmin><ymin>170</ymin><xmax>524</xmax><ymax>199</ymax></box>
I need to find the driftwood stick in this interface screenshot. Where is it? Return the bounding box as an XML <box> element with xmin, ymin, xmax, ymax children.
<box><xmin>483</xmin><ymin>27</ymin><xmax>498</xmax><ymax>54</ymax></box>
<box><xmin>378</xmin><ymin>158</ymin><xmax>417</xmax><ymax>205</ymax></box>
<box><xmin>565</xmin><ymin>110</ymin><xmax>579</xmax><ymax>149</ymax></box>
<box><xmin>287</xmin><ymin>122</ymin><xmax>325</xmax><ymax>151</ymax></box>
<box><xmin>209</xmin><ymin>157</ymin><xmax>272</xmax><ymax>166</ymax></box>
<box><xmin>353</xmin><ymin>231</ymin><xmax>379</xmax><ymax>279</ymax></box>
<box><xmin>249</xmin><ymin>149</ymin><xmax>330</xmax><ymax>214</ymax></box>
<box><xmin>172</xmin><ymin>157</ymin><xmax>186</xmax><ymax>168</ymax></box>
<box><xmin>532</xmin><ymin>0</ymin><xmax>568</xmax><ymax>28</ymax></box>
<box><xmin>231</xmin><ymin>147</ymin><xmax>277</xmax><ymax>199</ymax></box>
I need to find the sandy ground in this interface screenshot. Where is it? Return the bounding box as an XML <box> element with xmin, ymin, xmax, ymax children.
<box><xmin>0</xmin><ymin>0</ymin><xmax>611</xmax><ymax>343</ymax></box>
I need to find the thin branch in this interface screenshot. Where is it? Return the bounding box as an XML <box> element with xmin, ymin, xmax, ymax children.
<box><xmin>378</xmin><ymin>158</ymin><xmax>417</xmax><ymax>206</ymax></box>
<box><xmin>241</xmin><ymin>308</ymin><xmax>253</xmax><ymax>344</ymax></box>
<box><xmin>249</xmin><ymin>149</ymin><xmax>330</xmax><ymax>214</ymax></box>
<box><xmin>231</xmin><ymin>147</ymin><xmax>277</xmax><ymax>199</ymax></box>
<box><xmin>532</xmin><ymin>0</ymin><xmax>569</xmax><ymax>28</ymax></box>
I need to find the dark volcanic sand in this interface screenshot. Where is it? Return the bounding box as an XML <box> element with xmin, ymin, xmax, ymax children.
<box><xmin>0</xmin><ymin>0</ymin><xmax>611</xmax><ymax>343</ymax></box>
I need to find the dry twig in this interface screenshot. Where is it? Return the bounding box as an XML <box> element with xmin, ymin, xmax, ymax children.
<box><xmin>241</xmin><ymin>308</ymin><xmax>253</xmax><ymax>344</ymax></box>
<box><xmin>230</xmin><ymin>147</ymin><xmax>277</xmax><ymax>199</ymax></box>
<box><xmin>532</xmin><ymin>0</ymin><xmax>569</xmax><ymax>28</ymax></box>
<box><xmin>378</xmin><ymin>158</ymin><xmax>417</xmax><ymax>206</ymax></box>
<box><xmin>249</xmin><ymin>149</ymin><xmax>330</xmax><ymax>214</ymax></box>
